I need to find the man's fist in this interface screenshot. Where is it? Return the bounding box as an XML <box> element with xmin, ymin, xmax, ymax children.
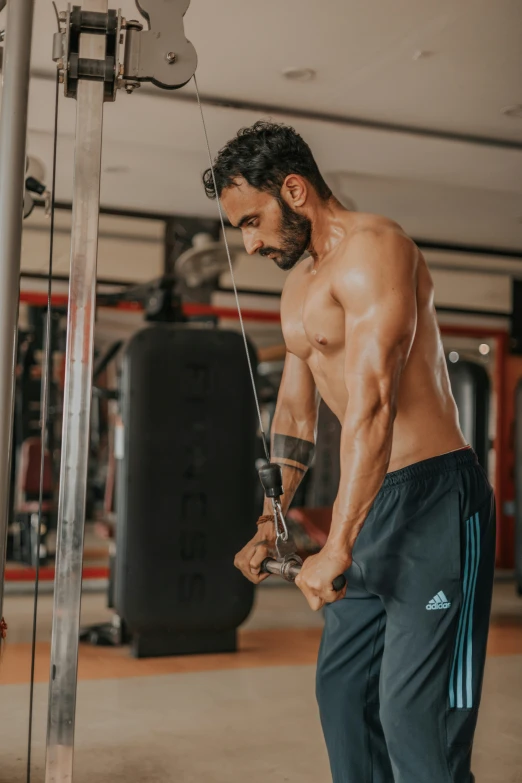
<box><xmin>295</xmin><ymin>546</ymin><xmax>349</xmax><ymax>611</ymax></box>
<box><xmin>234</xmin><ymin>520</ymin><xmax>276</xmax><ymax>584</ymax></box>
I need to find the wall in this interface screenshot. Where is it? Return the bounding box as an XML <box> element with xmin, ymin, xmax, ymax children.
<box><xmin>21</xmin><ymin>209</ymin><xmax>165</xmax><ymax>282</ymax></box>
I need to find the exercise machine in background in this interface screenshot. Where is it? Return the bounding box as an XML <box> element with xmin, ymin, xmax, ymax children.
<box><xmin>7</xmin><ymin>306</ymin><xmax>64</xmax><ymax>566</ymax></box>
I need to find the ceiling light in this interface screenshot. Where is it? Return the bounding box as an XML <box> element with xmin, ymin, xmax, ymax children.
<box><xmin>479</xmin><ymin>343</ymin><xmax>490</xmax><ymax>356</ymax></box>
<box><xmin>448</xmin><ymin>351</ymin><xmax>459</xmax><ymax>364</ymax></box>
<box><xmin>501</xmin><ymin>104</ymin><xmax>522</xmax><ymax>119</ymax></box>
<box><xmin>281</xmin><ymin>67</ymin><xmax>317</xmax><ymax>83</ymax></box>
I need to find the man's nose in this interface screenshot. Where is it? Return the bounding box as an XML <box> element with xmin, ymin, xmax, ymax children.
<box><xmin>244</xmin><ymin>235</ymin><xmax>263</xmax><ymax>256</ymax></box>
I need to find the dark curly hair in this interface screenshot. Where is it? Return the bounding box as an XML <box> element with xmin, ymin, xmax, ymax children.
<box><xmin>202</xmin><ymin>121</ymin><xmax>332</xmax><ymax>202</ymax></box>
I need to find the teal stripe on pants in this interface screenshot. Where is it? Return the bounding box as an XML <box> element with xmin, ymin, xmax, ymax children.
<box><xmin>449</xmin><ymin>517</ymin><xmax>472</xmax><ymax>709</ymax></box>
<box><xmin>465</xmin><ymin>513</ymin><xmax>481</xmax><ymax>708</ymax></box>
<box><xmin>457</xmin><ymin>518</ymin><xmax>478</xmax><ymax>708</ymax></box>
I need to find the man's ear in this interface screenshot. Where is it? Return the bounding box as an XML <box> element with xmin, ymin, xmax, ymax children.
<box><xmin>281</xmin><ymin>174</ymin><xmax>308</xmax><ymax>209</ymax></box>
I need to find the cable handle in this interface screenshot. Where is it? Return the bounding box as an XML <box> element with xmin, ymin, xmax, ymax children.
<box><xmin>261</xmin><ymin>556</ymin><xmax>347</xmax><ymax>592</ymax></box>
<box><xmin>258</xmin><ymin>461</ymin><xmax>284</xmax><ymax>498</ymax></box>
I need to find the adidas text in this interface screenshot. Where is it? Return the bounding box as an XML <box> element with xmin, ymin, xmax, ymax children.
<box><xmin>426</xmin><ymin>591</ymin><xmax>451</xmax><ymax>611</ymax></box>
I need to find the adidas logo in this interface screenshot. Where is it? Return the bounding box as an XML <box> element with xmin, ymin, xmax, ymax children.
<box><xmin>426</xmin><ymin>591</ymin><xmax>451</xmax><ymax>611</ymax></box>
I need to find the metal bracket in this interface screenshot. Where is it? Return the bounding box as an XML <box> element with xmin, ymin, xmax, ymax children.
<box><xmin>123</xmin><ymin>0</ymin><xmax>197</xmax><ymax>89</ymax></box>
<box><xmin>53</xmin><ymin>0</ymin><xmax>197</xmax><ymax>100</ymax></box>
<box><xmin>53</xmin><ymin>3</ymin><xmax>122</xmax><ymax>101</ymax></box>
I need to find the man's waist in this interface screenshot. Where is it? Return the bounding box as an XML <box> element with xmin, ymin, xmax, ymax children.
<box><xmin>382</xmin><ymin>446</ymin><xmax>476</xmax><ymax>489</ymax></box>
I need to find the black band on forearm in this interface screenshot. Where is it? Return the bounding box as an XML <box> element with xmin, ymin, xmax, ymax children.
<box><xmin>272</xmin><ymin>434</ymin><xmax>315</xmax><ymax>468</ymax></box>
<box><xmin>273</xmin><ymin>460</ymin><xmax>306</xmax><ymax>474</ymax></box>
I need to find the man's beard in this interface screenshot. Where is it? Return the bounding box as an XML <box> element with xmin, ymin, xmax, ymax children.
<box><xmin>259</xmin><ymin>201</ymin><xmax>312</xmax><ymax>271</ymax></box>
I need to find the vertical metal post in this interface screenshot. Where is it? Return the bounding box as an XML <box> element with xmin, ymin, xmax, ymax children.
<box><xmin>45</xmin><ymin>2</ymin><xmax>106</xmax><ymax>780</ymax></box>
<box><xmin>0</xmin><ymin>0</ymin><xmax>35</xmax><ymax>626</ymax></box>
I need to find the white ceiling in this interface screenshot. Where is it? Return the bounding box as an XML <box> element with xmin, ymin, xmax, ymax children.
<box><xmin>2</xmin><ymin>0</ymin><xmax>522</xmax><ymax>249</ymax></box>
<box><xmin>28</xmin><ymin>0</ymin><xmax>522</xmax><ymax>141</ymax></box>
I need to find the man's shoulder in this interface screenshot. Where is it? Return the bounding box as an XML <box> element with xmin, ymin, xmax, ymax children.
<box><xmin>342</xmin><ymin>213</ymin><xmax>415</xmax><ymax>256</ymax></box>
<box><xmin>330</xmin><ymin>214</ymin><xmax>419</xmax><ymax>306</ymax></box>
<box><xmin>331</xmin><ymin>214</ymin><xmax>418</xmax><ymax>278</ymax></box>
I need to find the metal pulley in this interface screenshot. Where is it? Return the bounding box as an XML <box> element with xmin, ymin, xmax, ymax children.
<box><xmin>52</xmin><ymin>0</ymin><xmax>198</xmax><ymax>101</ymax></box>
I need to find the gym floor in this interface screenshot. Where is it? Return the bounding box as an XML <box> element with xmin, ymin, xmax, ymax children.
<box><xmin>1</xmin><ymin>576</ymin><xmax>522</xmax><ymax>783</ymax></box>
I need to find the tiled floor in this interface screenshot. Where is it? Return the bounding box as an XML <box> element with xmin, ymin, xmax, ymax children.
<box><xmin>1</xmin><ymin>581</ymin><xmax>522</xmax><ymax>782</ymax></box>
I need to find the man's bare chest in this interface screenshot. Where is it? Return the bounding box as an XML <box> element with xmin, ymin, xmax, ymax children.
<box><xmin>281</xmin><ymin>276</ymin><xmax>345</xmax><ymax>361</ymax></box>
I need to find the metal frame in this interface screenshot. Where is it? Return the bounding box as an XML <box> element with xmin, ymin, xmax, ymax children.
<box><xmin>45</xmin><ymin>3</ymin><xmax>106</xmax><ymax>779</ymax></box>
<box><xmin>0</xmin><ymin>0</ymin><xmax>35</xmax><ymax>625</ymax></box>
<box><xmin>42</xmin><ymin>2</ymin><xmax>197</xmax><ymax>780</ymax></box>
<box><xmin>0</xmin><ymin>0</ymin><xmax>198</xmax><ymax>774</ymax></box>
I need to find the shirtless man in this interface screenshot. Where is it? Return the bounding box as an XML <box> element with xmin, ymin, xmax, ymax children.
<box><xmin>203</xmin><ymin>121</ymin><xmax>495</xmax><ymax>783</ymax></box>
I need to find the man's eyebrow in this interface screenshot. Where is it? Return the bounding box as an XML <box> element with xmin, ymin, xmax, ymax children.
<box><xmin>235</xmin><ymin>213</ymin><xmax>257</xmax><ymax>229</ymax></box>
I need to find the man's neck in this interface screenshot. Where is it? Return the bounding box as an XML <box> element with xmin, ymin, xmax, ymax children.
<box><xmin>308</xmin><ymin>198</ymin><xmax>354</xmax><ymax>263</ymax></box>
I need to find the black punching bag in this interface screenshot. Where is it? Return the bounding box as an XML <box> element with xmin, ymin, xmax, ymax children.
<box><xmin>115</xmin><ymin>326</ymin><xmax>257</xmax><ymax>657</ymax></box>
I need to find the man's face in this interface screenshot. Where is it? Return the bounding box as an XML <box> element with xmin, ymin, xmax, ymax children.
<box><xmin>221</xmin><ymin>178</ymin><xmax>311</xmax><ymax>271</ymax></box>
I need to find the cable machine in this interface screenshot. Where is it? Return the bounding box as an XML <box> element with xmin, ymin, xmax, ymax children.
<box><xmin>49</xmin><ymin>3</ymin><xmax>198</xmax><ymax>779</ymax></box>
<box><xmin>0</xmin><ymin>1</ymin><xmax>197</xmax><ymax>780</ymax></box>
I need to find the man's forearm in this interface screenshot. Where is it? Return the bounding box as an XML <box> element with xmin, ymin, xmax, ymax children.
<box><xmin>261</xmin><ymin>463</ymin><xmax>307</xmax><ymax>517</ymax></box>
<box><xmin>328</xmin><ymin>402</ymin><xmax>395</xmax><ymax>558</ymax></box>
<box><xmin>262</xmin><ymin>432</ymin><xmax>316</xmax><ymax>517</ymax></box>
